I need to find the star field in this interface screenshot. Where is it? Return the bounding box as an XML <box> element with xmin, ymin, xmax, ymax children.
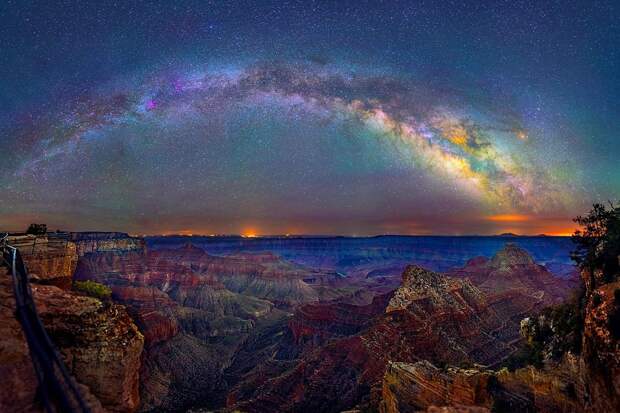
<box><xmin>0</xmin><ymin>1</ymin><xmax>618</xmax><ymax>235</ymax></box>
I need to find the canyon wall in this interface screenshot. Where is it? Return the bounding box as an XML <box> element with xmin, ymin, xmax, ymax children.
<box><xmin>70</xmin><ymin>232</ymin><xmax>146</xmax><ymax>256</ymax></box>
<box><xmin>33</xmin><ymin>285</ymin><xmax>144</xmax><ymax>412</ymax></box>
<box><xmin>7</xmin><ymin>234</ymin><xmax>78</xmax><ymax>288</ymax></box>
<box><xmin>0</xmin><ymin>265</ymin><xmax>142</xmax><ymax>412</ymax></box>
<box><xmin>2</xmin><ymin>236</ymin><xmax>595</xmax><ymax>413</ymax></box>
<box><xmin>378</xmin><ymin>265</ymin><xmax>620</xmax><ymax>412</ymax></box>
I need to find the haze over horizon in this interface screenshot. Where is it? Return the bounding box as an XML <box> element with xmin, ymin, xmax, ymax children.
<box><xmin>1</xmin><ymin>1</ymin><xmax>618</xmax><ymax>235</ymax></box>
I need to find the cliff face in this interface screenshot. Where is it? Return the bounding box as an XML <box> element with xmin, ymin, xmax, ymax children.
<box><xmin>22</xmin><ymin>242</ymin><xmax>78</xmax><ymax>288</ymax></box>
<box><xmin>581</xmin><ymin>279</ymin><xmax>620</xmax><ymax>411</ymax></box>
<box><xmin>377</xmin><ymin>263</ymin><xmax>620</xmax><ymax>413</ymax></box>
<box><xmin>380</xmin><ymin>358</ymin><xmax>587</xmax><ymax>413</ymax></box>
<box><xmin>75</xmin><ymin>245</ymin><xmax>306</xmax><ymax>411</ymax></box>
<box><xmin>0</xmin><ymin>265</ymin><xmax>142</xmax><ymax>412</ymax></box>
<box><xmin>33</xmin><ymin>285</ymin><xmax>144</xmax><ymax>413</ymax></box>
<box><xmin>227</xmin><ymin>265</ymin><xmax>534</xmax><ymax>412</ymax></box>
<box><xmin>380</xmin><ymin>361</ymin><xmax>495</xmax><ymax>413</ymax></box>
<box><xmin>7</xmin><ymin>234</ymin><xmax>79</xmax><ymax>288</ymax></box>
<box><xmin>0</xmin><ymin>266</ymin><xmax>41</xmax><ymax>412</ymax></box>
<box><xmin>379</xmin><ymin>354</ymin><xmax>592</xmax><ymax>413</ymax></box>
<box><xmin>70</xmin><ymin>232</ymin><xmax>146</xmax><ymax>257</ymax></box>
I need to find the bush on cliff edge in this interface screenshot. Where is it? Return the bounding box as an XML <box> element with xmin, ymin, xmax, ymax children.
<box><xmin>74</xmin><ymin>280</ymin><xmax>112</xmax><ymax>301</ymax></box>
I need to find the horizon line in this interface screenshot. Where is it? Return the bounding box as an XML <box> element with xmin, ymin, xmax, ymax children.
<box><xmin>138</xmin><ymin>232</ymin><xmax>574</xmax><ymax>238</ymax></box>
<box><xmin>2</xmin><ymin>230</ymin><xmax>574</xmax><ymax>238</ymax></box>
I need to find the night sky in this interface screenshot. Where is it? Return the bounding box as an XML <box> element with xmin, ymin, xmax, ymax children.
<box><xmin>1</xmin><ymin>1</ymin><xmax>618</xmax><ymax>235</ymax></box>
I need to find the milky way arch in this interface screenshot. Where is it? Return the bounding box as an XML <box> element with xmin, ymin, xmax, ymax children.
<box><xmin>1</xmin><ymin>61</ymin><xmax>578</xmax><ymax>233</ymax></box>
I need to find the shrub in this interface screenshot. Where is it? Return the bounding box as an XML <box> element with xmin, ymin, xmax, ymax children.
<box><xmin>26</xmin><ymin>223</ymin><xmax>47</xmax><ymax>235</ymax></box>
<box><xmin>572</xmin><ymin>202</ymin><xmax>620</xmax><ymax>286</ymax></box>
<box><xmin>74</xmin><ymin>280</ymin><xmax>111</xmax><ymax>300</ymax></box>
<box><xmin>500</xmin><ymin>343</ymin><xmax>544</xmax><ymax>371</ymax></box>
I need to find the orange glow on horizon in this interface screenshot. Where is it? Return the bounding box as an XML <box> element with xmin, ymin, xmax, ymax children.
<box><xmin>242</xmin><ymin>227</ymin><xmax>259</xmax><ymax>238</ymax></box>
<box><xmin>535</xmin><ymin>226</ymin><xmax>577</xmax><ymax>236</ymax></box>
<box><xmin>486</xmin><ymin>214</ymin><xmax>531</xmax><ymax>222</ymax></box>
<box><xmin>486</xmin><ymin>214</ymin><xmax>577</xmax><ymax>236</ymax></box>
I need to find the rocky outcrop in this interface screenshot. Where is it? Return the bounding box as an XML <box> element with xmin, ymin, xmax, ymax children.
<box><xmin>386</xmin><ymin>266</ymin><xmax>483</xmax><ymax>313</ymax></box>
<box><xmin>581</xmin><ymin>279</ymin><xmax>620</xmax><ymax>411</ymax></box>
<box><xmin>379</xmin><ymin>358</ymin><xmax>586</xmax><ymax>413</ymax></box>
<box><xmin>449</xmin><ymin>243</ymin><xmax>576</xmax><ymax>305</ymax></box>
<box><xmin>74</xmin><ymin>245</ymin><xmax>296</xmax><ymax>411</ymax></box>
<box><xmin>380</xmin><ymin>361</ymin><xmax>496</xmax><ymax>413</ymax></box>
<box><xmin>7</xmin><ymin>234</ymin><xmax>79</xmax><ymax>288</ymax></box>
<box><xmin>70</xmin><ymin>232</ymin><xmax>145</xmax><ymax>256</ymax></box>
<box><xmin>496</xmin><ymin>358</ymin><xmax>585</xmax><ymax>412</ymax></box>
<box><xmin>33</xmin><ymin>285</ymin><xmax>144</xmax><ymax>412</ymax></box>
<box><xmin>0</xmin><ymin>264</ymin><xmax>140</xmax><ymax>412</ymax></box>
<box><xmin>22</xmin><ymin>243</ymin><xmax>78</xmax><ymax>288</ymax></box>
<box><xmin>226</xmin><ymin>265</ymin><xmax>533</xmax><ymax>412</ymax></box>
<box><xmin>377</xmin><ymin>262</ymin><xmax>620</xmax><ymax>413</ymax></box>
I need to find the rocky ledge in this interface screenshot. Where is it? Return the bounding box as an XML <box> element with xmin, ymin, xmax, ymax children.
<box><xmin>70</xmin><ymin>232</ymin><xmax>146</xmax><ymax>256</ymax></box>
<box><xmin>379</xmin><ymin>355</ymin><xmax>588</xmax><ymax>413</ymax></box>
<box><xmin>7</xmin><ymin>234</ymin><xmax>79</xmax><ymax>288</ymax></box>
<box><xmin>32</xmin><ymin>285</ymin><xmax>144</xmax><ymax>412</ymax></box>
<box><xmin>380</xmin><ymin>361</ymin><xmax>496</xmax><ymax>413</ymax></box>
<box><xmin>0</xmin><ymin>264</ymin><xmax>143</xmax><ymax>412</ymax></box>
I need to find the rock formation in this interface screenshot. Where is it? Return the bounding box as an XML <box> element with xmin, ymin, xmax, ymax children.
<box><xmin>0</xmin><ymin>265</ymin><xmax>142</xmax><ymax>412</ymax></box>
<box><xmin>380</xmin><ymin>361</ymin><xmax>496</xmax><ymax>413</ymax></box>
<box><xmin>449</xmin><ymin>243</ymin><xmax>577</xmax><ymax>305</ymax></box>
<box><xmin>378</xmin><ymin>264</ymin><xmax>620</xmax><ymax>412</ymax></box>
<box><xmin>226</xmin><ymin>265</ymin><xmax>539</xmax><ymax>412</ymax></box>
<box><xmin>378</xmin><ymin>357</ymin><xmax>589</xmax><ymax>413</ymax></box>
<box><xmin>7</xmin><ymin>234</ymin><xmax>79</xmax><ymax>288</ymax></box>
<box><xmin>580</xmin><ymin>278</ymin><xmax>620</xmax><ymax>411</ymax></box>
<box><xmin>70</xmin><ymin>232</ymin><xmax>146</xmax><ymax>256</ymax></box>
<box><xmin>3</xmin><ymin>235</ymin><xmax>590</xmax><ymax>413</ymax></box>
<box><xmin>0</xmin><ymin>265</ymin><xmax>43</xmax><ymax>412</ymax></box>
<box><xmin>33</xmin><ymin>285</ymin><xmax>144</xmax><ymax>412</ymax></box>
<box><xmin>73</xmin><ymin>244</ymin><xmax>346</xmax><ymax>411</ymax></box>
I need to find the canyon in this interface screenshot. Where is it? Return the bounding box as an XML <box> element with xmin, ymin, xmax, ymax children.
<box><xmin>1</xmin><ymin>233</ymin><xmax>616</xmax><ymax>412</ymax></box>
